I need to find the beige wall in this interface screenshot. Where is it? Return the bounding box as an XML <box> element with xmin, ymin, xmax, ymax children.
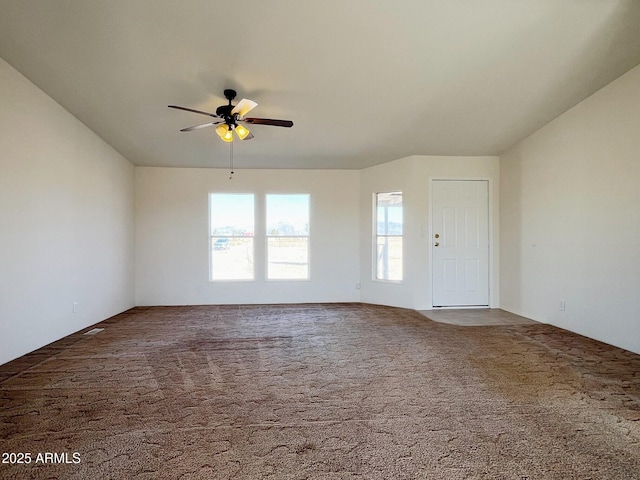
<box><xmin>500</xmin><ymin>64</ymin><xmax>640</xmax><ymax>355</ymax></box>
<box><xmin>134</xmin><ymin>167</ymin><xmax>361</xmax><ymax>305</ymax></box>
<box><xmin>135</xmin><ymin>156</ymin><xmax>501</xmax><ymax>312</ymax></box>
<box><xmin>359</xmin><ymin>155</ymin><xmax>500</xmax><ymax>310</ymax></box>
<box><xmin>0</xmin><ymin>58</ymin><xmax>135</xmax><ymax>365</ymax></box>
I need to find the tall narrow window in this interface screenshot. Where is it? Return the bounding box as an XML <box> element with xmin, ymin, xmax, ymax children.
<box><xmin>210</xmin><ymin>193</ymin><xmax>254</xmax><ymax>280</ymax></box>
<box><xmin>375</xmin><ymin>192</ymin><xmax>403</xmax><ymax>281</ymax></box>
<box><xmin>266</xmin><ymin>194</ymin><xmax>310</xmax><ymax>280</ymax></box>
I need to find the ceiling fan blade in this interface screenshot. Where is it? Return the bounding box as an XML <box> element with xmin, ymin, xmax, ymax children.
<box><xmin>231</xmin><ymin>99</ymin><xmax>258</xmax><ymax>117</ymax></box>
<box><xmin>243</xmin><ymin>118</ymin><xmax>294</xmax><ymax>127</ymax></box>
<box><xmin>180</xmin><ymin>121</ymin><xmax>222</xmax><ymax>132</ymax></box>
<box><xmin>240</xmin><ymin>132</ymin><xmax>254</xmax><ymax>140</ymax></box>
<box><xmin>168</xmin><ymin>105</ymin><xmax>219</xmax><ymax>118</ymax></box>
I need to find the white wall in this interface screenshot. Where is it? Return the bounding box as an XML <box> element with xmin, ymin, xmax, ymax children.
<box><xmin>135</xmin><ymin>167</ymin><xmax>360</xmax><ymax>305</ymax></box>
<box><xmin>359</xmin><ymin>155</ymin><xmax>500</xmax><ymax>310</ymax></box>
<box><xmin>0</xmin><ymin>58</ymin><xmax>135</xmax><ymax>365</ymax></box>
<box><xmin>500</xmin><ymin>64</ymin><xmax>640</xmax><ymax>355</ymax></box>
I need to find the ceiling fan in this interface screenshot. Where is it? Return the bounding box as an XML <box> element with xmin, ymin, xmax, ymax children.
<box><xmin>168</xmin><ymin>89</ymin><xmax>293</xmax><ymax>142</ymax></box>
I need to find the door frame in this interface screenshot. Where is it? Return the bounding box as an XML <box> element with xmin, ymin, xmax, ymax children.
<box><xmin>428</xmin><ymin>177</ymin><xmax>495</xmax><ymax>309</ymax></box>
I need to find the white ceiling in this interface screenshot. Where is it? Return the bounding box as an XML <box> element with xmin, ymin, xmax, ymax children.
<box><xmin>1</xmin><ymin>0</ymin><xmax>640</xmax><ymax>170</ymax></box>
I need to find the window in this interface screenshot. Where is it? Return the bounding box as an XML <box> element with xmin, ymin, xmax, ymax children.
<box><xmin>375</xmin><ymin>192</ymin><xmax>402</xmax><ymax>281</ymax></box>
<box><xmin>210</xmin><ymin>194</ymin><xmax>254</xmax><ymax>280</ymax></box>
<box><xmin>266</xmin><ymin>194</ymin><xmax>310</xmax><ymax>280</ymax></box>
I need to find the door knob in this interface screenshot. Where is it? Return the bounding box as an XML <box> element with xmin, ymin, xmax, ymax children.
<box><xmin>435</xmin><ymin>233</ymin><xmax>440</xmax><ymax>238</ymax></box>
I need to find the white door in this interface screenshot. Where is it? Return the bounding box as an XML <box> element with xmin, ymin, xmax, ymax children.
<box><xmin>432</xmin><ymin>180</ymin><xmax>489</xmax><ymax>307</ymax></box>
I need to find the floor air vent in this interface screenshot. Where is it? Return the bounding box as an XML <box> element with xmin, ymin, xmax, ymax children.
<box><xmin>84</xmin><ymin>328</ymin><xmax>105</xmax><ymax>336</ymax></box>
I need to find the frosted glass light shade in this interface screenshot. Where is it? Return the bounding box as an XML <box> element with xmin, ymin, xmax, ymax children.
<box><xmin>216</xmin><ymin>124</ymin><xmax>233</xmax><ymax>142</ymax></box>
<box><xmin>235</xmin><ymin>124</ymin><xmax>251</xmax><ymax>140</ymax></box>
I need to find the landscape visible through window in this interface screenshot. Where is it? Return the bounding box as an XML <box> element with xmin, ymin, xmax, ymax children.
<box><xmin>267</xmin><ymin>194</ymin><xmax>309</xmax><ymax>280</ymax></box>
<box><xmin>375</xmin><ymin>192</ymin><xmax>402</xmax><ymax>281</ymax></box>
<box><xmin>209</xmin><ymin>193</ymin><xmax>310</xmax><ymax>281</ymax></box>
<box><xmin>210</xmin><ymin>193</ymin><xmax>254</xmax><ymax>280</ymax></box>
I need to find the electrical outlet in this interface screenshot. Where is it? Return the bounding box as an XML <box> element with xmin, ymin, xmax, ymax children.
<box><xmin>73</xmin><ymin>302</ymin><xmax>78</xmax><ymax>313</ymax></box>
<box><xmin>356</xmin><ymin>282</ymin><xmax>361</xmax><ymax>290</ymax></box>
<box><xmin>559</xmin><ymin>300</ymin><xmax>566</xmax><ymax>311</ymax></box>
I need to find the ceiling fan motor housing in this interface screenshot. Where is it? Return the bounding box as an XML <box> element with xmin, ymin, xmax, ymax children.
<box><xmin>215</xmin><ymin>104</ymin><xmax>234</xmax><ymax>120</ymax></box>
<box><xmin>217</xmin><ymin>89</ymin><xmax>239</xmax><ymax>125</ymax></box>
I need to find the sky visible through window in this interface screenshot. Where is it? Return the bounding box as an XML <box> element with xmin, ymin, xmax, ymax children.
<box><xmin>267</xmin><ymin>194</ymin><xmax>309</xmax><ymax>236</ymax></box>
<box><xmin>210</xmin><ymin>194</ymin><xmax>254</xmax><ymax>235</ymax></box>
<box><xmin>377</xmin><ymin>192</ymin><xmax>403</xmax><ymax>235</ymax></box>
<box><xmin>210</xmin><ymin>194</ymin><xmax>310</xmax><ymax>235</ymax></box>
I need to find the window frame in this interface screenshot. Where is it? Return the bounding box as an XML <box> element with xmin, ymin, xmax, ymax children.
<box><xmin>209</xmin><ymin>193</ymin><xmax>256</xmax><ymax>282</ymax></box>
<box><xmin>374</xmin><ymin>191</ymin><xmax>403</xmax><ymax>282</ymax></box>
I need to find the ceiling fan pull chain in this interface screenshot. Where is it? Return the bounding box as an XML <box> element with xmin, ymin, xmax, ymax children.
<box><xmin>228</xmin><ymin>141</ymin><xmax>234</xmax><ymax>180</ymax></box>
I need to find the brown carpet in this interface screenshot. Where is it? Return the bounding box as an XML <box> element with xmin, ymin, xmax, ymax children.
<box><xmin>1</xmin><ymin>303</ymin><xmax>639</xmax><ymax>479</ymax></box>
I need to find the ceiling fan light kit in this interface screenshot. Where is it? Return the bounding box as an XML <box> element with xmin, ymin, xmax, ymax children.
<box><xmin>215</xmin><ymin>124</ymin><xmax>233</xmax><ymax>142</ymax></box>
<box><xmin>169</xmin><ymin>89</ymin><xmax>293</xmax><ymax>143</ymax></box>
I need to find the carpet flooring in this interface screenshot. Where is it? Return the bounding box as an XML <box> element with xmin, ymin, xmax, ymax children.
<box><xmin>1</xmin><ymin>303</ymin><xmax>639</xmax><ymax>479</ymax></box>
